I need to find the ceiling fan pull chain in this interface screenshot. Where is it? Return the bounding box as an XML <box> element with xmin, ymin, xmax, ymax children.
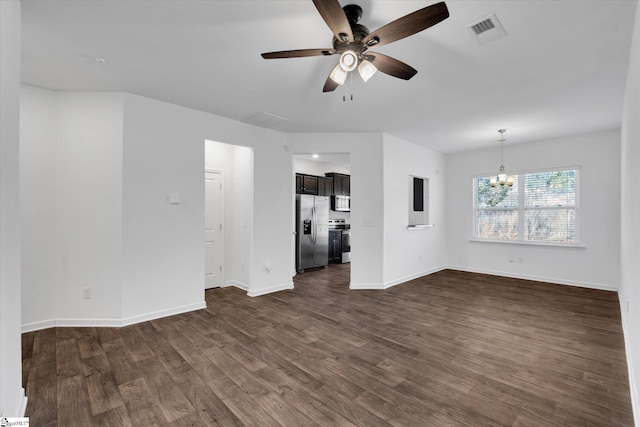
<box><xmin>340</xmin><ymin>61</ymin><xmax>356</xmax><ymax>102</ymax></box>
<box><xmin>342</xmin><ymin>79</ymin><xmax>347</xmax><ymax>102</ymax></box>
<box><xmin>350</xmin><ymin>72</ymin><xmax>354</xmax><ymax>101</ymax></box>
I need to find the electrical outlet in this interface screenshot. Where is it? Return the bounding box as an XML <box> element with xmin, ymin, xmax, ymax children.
<box><xmin>83</xmin><ymin>287</ymin><xmax>91</xmax><ymax>299</ymax></box>
<box><xmin>508</xmin><ymin>256</ymin><xmax>515</xmax><ymax>263</ymax></box>
<box><xmin>517</xmin><ymin>256</ymin><xmax>523</xmax><ymax>264</ymax></box>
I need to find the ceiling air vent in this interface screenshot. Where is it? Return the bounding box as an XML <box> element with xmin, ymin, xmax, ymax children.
<box><xmin>470</xmin><ymin>19</ymin><xmax>495</xmax><ymax>35</ymax></box>
<box><xmin>467</xmin><ymin>13</ymin><xmax>506</xmax><ymax>45</ymax></box>
<box><xmin>247</xmin><ymin>111</ymin><xmax>288</xmax><ymax>129</ymax></box>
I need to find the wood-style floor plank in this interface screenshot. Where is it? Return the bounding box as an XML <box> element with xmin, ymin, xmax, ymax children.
<box><xmin>23</xmin><ymin>266</ymin><xmax>634</xmax><ymax>426</ymax></box>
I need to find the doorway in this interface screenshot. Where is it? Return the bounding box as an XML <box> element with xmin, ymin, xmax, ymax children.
<box><xmin>292</xmin><ymin>153</ymin><xmax>352</xmax><ymax>284</ymax></box>
<box><xmin>205</xmin><ymin>170</ymin><xmax>224</xmax><ymax>289</ymax></box>
<box><xmin>204</xmin><ymin>139</ymin><xmax>253</xmax><ymax>292</ymax></box>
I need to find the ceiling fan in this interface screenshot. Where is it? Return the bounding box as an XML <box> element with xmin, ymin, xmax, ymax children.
<box><xmin>261</xmin><ymin>0</ymin><xmax>449</xmax><ymax>92</ymax></box>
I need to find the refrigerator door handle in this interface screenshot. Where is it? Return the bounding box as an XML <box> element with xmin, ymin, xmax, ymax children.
<box><xmin>312</xmin><ymin>206</ymin><xmax>316</xmax><ymax>243</ymax></box>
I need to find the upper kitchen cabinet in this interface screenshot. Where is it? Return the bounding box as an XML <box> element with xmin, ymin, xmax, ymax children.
<box><xmin>296</xmin><ymin>173</ymin><xmax>333</xmax><ymax>196</ymax></box>
<box><xmin>325</xmin><ymin>173</ymin><xmax>350</xmax><ymax>196</ymax></box>
<box><xmin>317</xmin><ymin>176</ymin><xmax>333</xmax><ymax>197</ymax></box>
<box><xmin>296</xmin><ymin>173</ymin><xmax>318</xmax><ymax>194</ymax></box>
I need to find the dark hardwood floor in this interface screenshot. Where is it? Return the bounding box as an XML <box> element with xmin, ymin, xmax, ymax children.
<box><xmin>22</xmin><ymin>265</ymin><xmax>634</xmax><ymax>426</ymax></box>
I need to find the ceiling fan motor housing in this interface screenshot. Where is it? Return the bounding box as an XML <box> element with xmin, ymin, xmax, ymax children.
<box><xmin>333</xmin><ymin>24</ymin><xmax>370</xmax><ymax>49</ymax></box>
<box><xmin>332</xmin><ymin>5</ymin><xmax>370</xmax><ymax>57</ymax></box>
<box><xmin>343</xmin><ymin>4</ymin><xmax>363</xmax><ymax>25</ymax></box>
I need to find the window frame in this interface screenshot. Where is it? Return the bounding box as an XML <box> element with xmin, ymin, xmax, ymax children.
<box><xmin>471</xmin><ymin>166</ymin><xmax>582</xmax><ymax>247</ymax></box>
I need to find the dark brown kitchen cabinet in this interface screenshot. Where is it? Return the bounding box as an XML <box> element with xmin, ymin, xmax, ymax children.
<box><xmin>317</xmin><ymin>176</ymin><xmax>333</xmax><ymax>196</ymax></box>
<box><xmin>295</xmin><ymin>174</ymin><xmax>302</xmax><ymax>192</ymax></box>
<box><xmin>325</xmin><ymin>173</ymin><xmax>350</xmax><ymax>196</ymax></box>
<box><xmin>296</xmin><ymin>173</ymin><xmax>318</xmax><ymax>194</ymax></box>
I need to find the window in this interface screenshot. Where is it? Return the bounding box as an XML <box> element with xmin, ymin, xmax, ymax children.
<box><xmin>409</xmin><ymin>176</ymin><xmax>429</xmax><ymax>226</ymax></box>
<box><xmin>474</xmin><ymin>168</ymin><xmax>578</xmax><ymax>244</ymax></box>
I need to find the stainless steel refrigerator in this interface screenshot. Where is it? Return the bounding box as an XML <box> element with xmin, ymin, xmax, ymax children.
<box><xmin>296</xmin><ymin>194</ymin><xmax>329</xmax><ymax>273</ymax></box>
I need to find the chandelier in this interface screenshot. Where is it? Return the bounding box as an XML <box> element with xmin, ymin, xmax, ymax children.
<box><xmin>490</xmin><ymin>129</ymin><xmax>514</xmax><ymax>187</ymax></box>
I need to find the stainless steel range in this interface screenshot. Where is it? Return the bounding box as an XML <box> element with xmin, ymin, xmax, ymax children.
<box><xmin>328</xmin><ymin>219</ymin><xmax>351</xmax><ymax>264</ymax></box>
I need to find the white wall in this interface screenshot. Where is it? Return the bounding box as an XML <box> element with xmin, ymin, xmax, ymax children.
<box><xmin>446</xmin><ymin>129</ymin><xmax>621</xmax><ymax>290</ymax></box>
<box><xmin>205</xmin><ymin>140</ymin><xmax>252</xmax><ymax>289</ymax></box>
<box><xmin>20</xmin><ymin>89</ymin><xmax>292</xmax><ymax>329</ymax></box>
<box><xmin>383</xmin><ymin>134</ymin><xmax>447</xmax><ymax>286</ymax></box>
<box><xmin>21</xmin><ymin>88</ymin><xmax>124</xmax><ymax>330</ymax></box>
<box><xmin>20</xmin><ymin>86</ymin><xmax>58</xmax><ymax>327</ymax></box>
<box><xmin>620</xmin><ymin>2</ymin><xmax>640</xmax><ymax>423</ymax></box>
<box><xmin>120</xmin><ymin>93</ymin><xmax>291</xmax><ymax>304</ymax></box>
<box><xmin>0</xmin><ymin>0</ymin><xmax>26</xmax><ymax>416</ymax></box>
<box><xmin>289</xmin><ymin>132</ymin><xmax>385</xmax><ymax>288</ymax></box>
<box><xmin>57</xmin><ymin>92</ymin><xmax>124</xmax><ymax>322</ymax></box>
<box><xmin>121</xmin><ymin>93</ymin><xmax>203</xmax><ymax>321</ymax></box>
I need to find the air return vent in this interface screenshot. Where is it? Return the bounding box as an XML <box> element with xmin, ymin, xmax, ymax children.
<box><xmin>470</xmin><ymin>19</ymin><xmax>495</xmax><ymax>35</ymax></box>
<box><xmin>467</xmin><ymin>13</ymin><xmax>506</xmax><ymax>44</ymax></box>
<box><xmin>247</xmin><ymin>111</ymin><xmax>288</xmax><ymax>128</ymax></box>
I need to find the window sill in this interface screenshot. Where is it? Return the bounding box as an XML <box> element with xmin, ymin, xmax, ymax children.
<box><xmin>469</xmin><ymin>238</ymin><xmax>585</xmax><ymax>248</ymax></box>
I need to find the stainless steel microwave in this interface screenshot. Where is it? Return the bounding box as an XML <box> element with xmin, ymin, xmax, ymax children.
<box><xmin>331</xmin><ymin>195</ymin><xmax>350</xmax><ymax>212</ymax></box>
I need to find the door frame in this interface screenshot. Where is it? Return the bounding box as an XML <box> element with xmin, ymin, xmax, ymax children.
<box><xmin>205</xmin><ymin>169</ymin><xmax>224</xmax><ymax>289</ymax></box>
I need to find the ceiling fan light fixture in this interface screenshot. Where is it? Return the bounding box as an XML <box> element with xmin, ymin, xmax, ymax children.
<box><xmin>358</xmin><ymin>59</ymin><xmax>377</xmax><ymax>82</ymax></box>
<box><xmin>329</xmin><ymin>63</ymin><xmax>348</xmax><ymax>85</ymax></box>
<box><xmin>339</xmin><ymin>50</ymin><xmax>358</xmax><ymax>72</ymax></box>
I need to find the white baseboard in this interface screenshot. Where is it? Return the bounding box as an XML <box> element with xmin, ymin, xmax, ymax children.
<box><xmin>446</xmin><ymin>265</ymin><xmax>619</xmax><ymax>292</ymax></box>
<box><xmin>22</xmin><ymin>317</ymin><xmax>122</xmax><ymax>333</ymax></box>
<box><xmin>349</xmin><ymin>282</ymin><xmax>386</xmax><ymax>290</ymax></box>
<box><xmin>350</xmin><ymin>266</ymin><xmax>446</xmax><ymax>290</ymax></box>
<box><xmin>120</xmin><ymin>301</ymin><xmax>206</xmax><ymax>326</ymax></box>
<box><xmin>21</xmin><ymin>319</ymin><xmax>57</xmax><ymax>333</ymax></box>
<box><xmin>619</xmin><ymin>292</ymin><xmax>639</xmax><ymax>426</ymax></box>
<box><xmin>223</xmin><ymin>280</ymin><xmax>249</xmax><ymax>291</ymax></box>
<box><xmin>382</xmin><ymin>266</ymin><xmax>447</xmax><ymax>289</ymax></box>
<box><xmin>21</xmin><ymin>301</ymin><xmax>206</xmax><ymax>332</ymax></box>
<box><xmin>247</xmin><ymin>282</ymin><xmax>294</xmax><ymax>297</ymax></box>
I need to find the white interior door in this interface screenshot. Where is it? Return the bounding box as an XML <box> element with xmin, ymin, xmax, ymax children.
<box><xmin>205</xmin><ymin>170</ymin><xmax>224</xmax><ymax>289</ymax></box>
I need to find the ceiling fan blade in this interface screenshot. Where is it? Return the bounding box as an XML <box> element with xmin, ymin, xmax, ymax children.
<box><xmin>363</xmin><ymin>2</ymin><xmax>449</xmax><ymax>48</ymax></box>
<box><xmin>367</xmin><ymin>53</ymin><xmax>418</xmax><ymax>80</ymax></box>
<box><xmin>261</xmin><ymin>48</ymin><xmax>335</xmax><ymax>59</ymax></box>
<box><xmin>312</xmin><ymin>0</ymin><xmax>353</xmax><ymax>43</ymax></box>
<box><xmin>323</xmin><ymin>75</ymin><xmax>340</xmax><ymax>92</ymax></box>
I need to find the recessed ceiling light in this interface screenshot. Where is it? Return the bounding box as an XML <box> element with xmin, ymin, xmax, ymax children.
<box><xmin>95</xmin><ymin>57</ymin><xmax>106</xmax><ymax>64</ymax></box>
<box><xmin>312</xmin><ymin>154</ymin><xmax>319</xmax><ymax>159</ymax></box>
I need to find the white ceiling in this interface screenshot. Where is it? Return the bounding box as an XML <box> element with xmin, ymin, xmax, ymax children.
<box><xmin>20</xmin><ymin>0</ymin><xmax>637</xmax><ymax>153</ymax></box>
<box><xmin>294</xmin><ymin>153</ymin><xmax>351</xmax><ymax>170</ymax></box>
